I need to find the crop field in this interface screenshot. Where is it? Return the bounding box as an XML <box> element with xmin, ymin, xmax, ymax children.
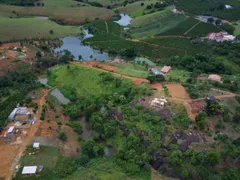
<box><xmin>158</xmin><ymin>17</ymin><xmax>198</xmax><ymax>36</ymax></box>
<box><xmin>176</xmin><ymin>0</ymin><xmax>240</xmax><ymax>21</ymax></box>
<box><xmin>186</xmin><ymin>22</ymin><xmax>221</xmax><ymax>37</ymax></box>
<box><xmin>165</xmin><ymin>69</ymin><xmax>191</xmax><ymax>83</ymax></box>
<box><xmin>134</xmin><ymin>57</ymin><xmax>156</xmax><ymax>66</ymax></box>
<box><xmin>131</xmin><ymin>10</ymin><xmax>186</xmax><ymax>38</ymax></box>
<box><xmin>66</xmin><ymin>157</ymin><xmax>150</xmax><ymax>180</ymax></box>
<box><xmin>48</xmin><ymin>64</ymin><xmax>133</xmax><ymax>98</ymax></box>
<box><xmin>86</xmin><ymin>34</ymin><xmax>186</xmax><ymax>59</ymax></box>
<box><xmin>0</xmin><ymin>17</ymin><xmax>81</xmax><ymax>41</ymax></box>
<box><xmin>89</xmin><ymin>20</ymin><xmax>121</xmax><ymax>36</ymax></box>
<box><xmin>142</xmin><ymin>37</ymin><xmax>208</xmax><ymax>55</ymax></box>
<box><xmin>0</xmin><ymin>5</ymin><xmax>114</xmax><ymax>24</ymax></box>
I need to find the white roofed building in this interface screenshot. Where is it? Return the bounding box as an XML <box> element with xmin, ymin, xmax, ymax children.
<box><xmin>22</xmin><ymin>166</ymin><xmax>37</xmax><ymax>175</ymax></box>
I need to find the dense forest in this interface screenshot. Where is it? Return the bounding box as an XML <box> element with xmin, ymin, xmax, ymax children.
<box><xmin>0</xmin><ymin>0</ymin><xmax>38</xmax><ymax>6</ymax></box>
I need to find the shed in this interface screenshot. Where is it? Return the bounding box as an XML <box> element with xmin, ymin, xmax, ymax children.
<box><xmin>22</xmin><ymin>166</ymin><xmax>37</xmax><ymax>175</ymax></box>
<box><xmin>7</xmin><ymin>126</ymin><xmax>15</xmax><ymax>134</ymax></box>
<box><xmin>208</xmin><ymin>74</ymin><xmax>221</xmax><ymax>82</ymax></box>
<box><xmin>160</xmin><ymin>66</ymin><xmax>171</xmax><ymax>74</ymax></box>
<box><xmin>33</xmin><ymin>142</ymin><xmax>40</xmax><ymax>149</ymax></box>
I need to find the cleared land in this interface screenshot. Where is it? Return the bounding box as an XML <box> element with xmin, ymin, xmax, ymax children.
<box><xmin>0</xmin><ymin>17</ymin><xmax>81</xmax><ymax>41</ymax></box>
<box><xmin>166</xmin><ymin>83</ymin><xmax>190</xmax><ymax>99</ymax></box>
<box><xmin>0</xmin><ymin>5</ymin><xmax>114</xmax><ymax>24</ymax></box>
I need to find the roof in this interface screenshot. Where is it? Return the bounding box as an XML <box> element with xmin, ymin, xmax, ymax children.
<box><xmin>208</xmin><ymin>74</ymin><xmax>221</xmax><ymax>81</ymax></box>
<box><xmin>8</xmin><ymin>108</ymin><xmax>18</xmax><ymax>121</ymax></box>
<box><xmin>151</xmin><ymin>68</ymin><xmax>162</xmax><ymax>75</ymax></box>
<box><xmin>22</xmin><ymin>166</ymin><xmax>37</xmax><ymax>174</ymax></box>
<box><xmin>7</xmin><ymin>126</ymin><xmax>15</xmax><ymax>133</ymax></box>
<box><xmin>33</xmin><ymin>142</ymin><xmax>40</xmax><ymax>148</ymax></box>
<box><xmin>161</xmin><ymin>66</ymin><xmax>171</xmax><ymax>73</ymax></box>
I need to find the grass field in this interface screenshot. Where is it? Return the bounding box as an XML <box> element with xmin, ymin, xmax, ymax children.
<box><xmin>165</xmin><ymin>69</ymin><xmax>190</xmax><ymax>83</ymax></box>
<box><xmin>42</xmin><ymin>0</ymin><xmax>86</xmax><ymax>7</ymax></box>
<box><xmin>116</xmin><ymin>0</ymin><xmax>159</xmax><ymax>18</ymax></box>
<box><xmin>48</xmin><ymin>64</ymin><xmax>132</xmax><ymax>98</ymax></box>
<box><xmin>66</xmin><ymin>157</ymin><xmax>151</xmax><ymax>180</ymax></box>
<box><xmin>89</xmin><ymin>20</ymin><xmax>121</xmax><ymax>36</ymax></box>
<box><xmin>186</xmin><ymin>22</ymin><xmax>221</xmax><ymax>37</ymax></box>
<box><xmin>0</xmin><ymin>17</ymin><xmax>81</xmax><ymax>41</ymax></box>
<box><xmin>111</xmin><ymin>62</ymin><xmax>149</xmax><ymax>78</ymax></box>
<box><xmin>0</xmin><ymin>5</ymin><xmax>114</xmax><ymax>24</ymax></box>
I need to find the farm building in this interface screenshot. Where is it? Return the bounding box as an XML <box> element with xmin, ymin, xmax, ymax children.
<box><xmin>208</xmin><ymin>74</ymin><xmax>222</xmax><ymax>82</ymax></box>
<box><xmin>225</xmin><ymin>5</ymin><xmax>233</xmax><ymax>9</ymax></box>
<box><xmin>4</xmin><ymin>126</ymin><xmax>16</xmax><ymax>142</ymax></box>
<box><xmin>8</xmin><ymin>107</ymin><xmax>30</xmax><ymax>122</ymax></box>
<box><xmin>150</xmin><ymin>97</ymin><xmax>167</xmax><ymax>107</ymax></box>
<box><xmin>160</xmin><ymin>66</ymin><xmax>171</xmax><ymax>74</ymax></box>
<box><xmin>22</xmin><ymin>166</ymin><xmax>37</xmax><ymax>175</ymax></box>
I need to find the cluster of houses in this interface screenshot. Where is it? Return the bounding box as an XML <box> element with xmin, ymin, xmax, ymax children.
<box><xmin>207</xmin><ymin>31</ymin><xmax>236</xmax><ymax>42</ymax></box>
<box><xmin>151</xmin><ymin>97</ymin><xmax>167</xmax><ymax>107</ymax></box>
<box><xmin>149</xmin><ymin>66</ymin><xmax>171</xmax><ymax>75</ymax></box>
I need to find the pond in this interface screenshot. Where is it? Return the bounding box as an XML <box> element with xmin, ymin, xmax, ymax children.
<box><xmin>54</xmin><ymin>29</ymin><xmax>114</xmax><ymax>61</ymax></box>
<box><xmin>50</xmin><ymin>88</ymin><xmax>70</xmax><ymax>105</ymax></box>
<box><xmin>114</xmin><ymin>14</ymin><xmax>132</xmax><ymax>26</ymax></box>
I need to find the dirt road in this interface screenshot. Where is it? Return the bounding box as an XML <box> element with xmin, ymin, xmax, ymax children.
<box><xmin>4</xmin><ymin>89</ymin><xmax>48</xmax><ymax>180</ymax></box>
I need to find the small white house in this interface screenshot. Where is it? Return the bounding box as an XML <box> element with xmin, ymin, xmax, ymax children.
<box><xmin>22</xmin><ymin>166</ymin><xmax>37</xmax><ymax>175</ymax></box>
<box><xmin>225</xmin><ymin>5</ymin><xmax>232</xmax><ymax>9</ymax></box>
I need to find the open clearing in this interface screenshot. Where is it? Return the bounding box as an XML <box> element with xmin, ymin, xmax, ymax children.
<box><xmin>166</xmin><ymin>83</ymin><xmax>190</xmax><ymax>99</ymax></box>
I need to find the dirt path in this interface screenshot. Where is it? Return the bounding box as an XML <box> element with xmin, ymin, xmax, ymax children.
<box><xmin>153</xmin><ymin>35</ymin><xmax>189</xmax><ymax>39</ymax></box>
<box><xmin>5</xmin><ymin>89</ymin><xmax>48</xmax><ymax>180</ymax></box>
<box><xmin>105</xmin><ymin>21</ymin><xmax>109</xmax><ymax>33</ymax></box>
<box><xmin>71</xmin><ymin>61</ymin><xmax>149</xmax><ymax>86</ymax></box>
<box><xmin>184</xmin><ymin>21</ymin><xmax>201</xmax><ymax>35</ymax></box>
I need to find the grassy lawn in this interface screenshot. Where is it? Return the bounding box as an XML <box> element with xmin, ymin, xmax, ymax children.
<box><xmin>134</xmin><ymin>57</ymin><xmax>156</xmax><ymax>66</ymax></box>
<box><xmin>0</xmin><ymin>5</ymin><xmax>114</xmax><ymax>24</ymax></box>
<box><xmin>20</xmin><ymin>146</ymin><xmax>59</xmax><ymax>168</ymax></box>
<box><xmin>0</xmin><ymin>17</ymin><xmax>81</xmax><ymax>41</ymax></box>
<box><xmin>48</xmin><ymin>64</ymin><xmax>132</xmax><ymax>99</ymax></box>
<box><xmin>165</xmin><ymin>69</ymin><xmax>190</xmax><ymax>82</ymax></box>
<box><xmin>66</xmin><ymin>157</ymin><xmax>151</xmax><ymax>180</ymax></box>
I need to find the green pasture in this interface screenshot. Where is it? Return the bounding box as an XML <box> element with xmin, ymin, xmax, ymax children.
<box><xmin>131</xmin><ymin>6</ymin><xmax>174</xmax><ymax>28</ymax></box>
<box><xmin>116</xmin><ymin>0</ymin><xmax>159</xmax><ymax>18</ymax></box>
<box><xmin>66</xmin><ymin>157</ymin><xmax>151</xmax><ymax>180</ymax></box>
<box><xmin>0</xmin><ymin>17</ymin><xmax>81</xmax><ymax>41</ymax></box>
<box><xmin>89</xmin><ymin>20</ymin><xmax>121</xmax><ymax>36</ymax></box>
<box><xmin>42</xmin><ymin>0</ymin><xmax>85</xmax><ymax>7</ymax></box>
<box><xmin>48</xmin><ymin>64</ymin><xmax>132</xmax><ymax>98</ymax></box>
<box><xmin>134</xmin><ymin>57</ymin><xmax>156</xmax><ymax>66</ymax></box>
<box><xmin>0</xmin><ymin>5</ymin><xmax>114</xmax><ymax>24</ymax></box>
<box><xmin>165</xmin><ymin>69</ymin><xmax>190</xmax><ymax>83</ymax></box>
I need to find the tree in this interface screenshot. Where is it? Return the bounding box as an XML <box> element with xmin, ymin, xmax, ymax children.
<box><xmin>49</xmin><ymin>30</ymin><xmax>54</xmax><ymax>34</ymax></box>
<box><xmin>147</xmin><ymin>75</ymin><xmax>156</xmax><ymax>84</ymax></box>
<box><xmin>82</xmin><ymin>140</ymin><xmax>104</xmax><ymax>158</ymax></box>
<box><xmin>233</xmin><ymin>106</ymin><xmax>240</xmax><ymax>124</ymax></box>
<box><xmin>141</xmin><ymin>2</ymin><xmax>144</xmax><ymax>6</ymax></box>
<box><xmin>59</xmin><ymin>132</ymin><xmax>67</xmax><ymax>141</ymax></box>
<box><xmin>181</xmin><ymin>170</ymin><xmax>189</xmax><ymax>179</ymax></box>
<box><xmin>220</xmin><ymin>23</ymin><xmax>235</xmax><ymax>34</ymax></box>
<box><xmin>156</xmin><ymin>75</ymin><xmax>165</xmax><ymax>82</ymax></box>
<box><xmin>207</xmin><ymin>17</ymin><xmax>214</xmax><ymax>23</ymax></box>
<box><xmin>168</xmin><ymin>150</ymin><xmax>183</xmax><ymax>166</ymax></box>
<box><xmin>146</xmin><ymin>5</ymin><xmax>152</xmax><ymax>9</ymax></box>
<box><xmin>78</xmin><ymin>55</ymin><xmax>82</xmax><ymax>61</ymax></box>
<box><xmin>195</xmin><ymin>112</ymin><xmax>207</xmax><ymax>130</ymax></box>
<box><xmin>205</xmin><ymin>151</ymin><xmax>220</xmax><ymax>166</ymax></box>
<box><xmin>215</xmin><ymin>19</ymin><xmax>222</xmax><ymax>25</ymax></box>
<box><xmin>205</xmin><ymin>99</ymin><xmax>224</xmax><ymax>116</ymax></box>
